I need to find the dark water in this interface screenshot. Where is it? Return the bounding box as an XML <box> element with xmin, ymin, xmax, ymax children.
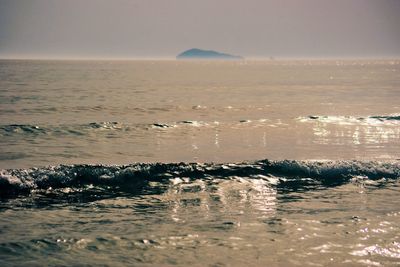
<box><xmin>1</xmin><ymin>60</ymin><xmax>400</xmax><ymax>266</ymax></box>
<box><xmin>1</xmin><ymin>160</ymin><xmax>400</xmax><ymax>266</ymax></box>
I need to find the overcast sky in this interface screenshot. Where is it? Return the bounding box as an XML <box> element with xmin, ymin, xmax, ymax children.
<box><xmin>0</xmin><ymin>0</ymin><xmax>399</xmax><ymax>59</ymax></box>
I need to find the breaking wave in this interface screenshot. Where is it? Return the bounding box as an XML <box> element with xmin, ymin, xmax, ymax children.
<box><xmin>299</xmin><ymin>114</ymin><xmax>400</xmax><ymax>125</ymax></box>
<box><xmin>1</xmin><ymin>160</ymin><xmax>399</xmax><ymax>197</ymax></box>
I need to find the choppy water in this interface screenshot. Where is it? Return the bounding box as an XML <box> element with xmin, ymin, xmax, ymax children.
<box><xmin>1</xmin><ymin>59</ymin><xmax>400</xmax><ymax>266</ymax></box>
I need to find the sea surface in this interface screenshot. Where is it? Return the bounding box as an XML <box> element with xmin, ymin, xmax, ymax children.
<box><xmin>0</xmin><ymin>59</ymin><xmax>400</xmax><ymax>266</ymax></box>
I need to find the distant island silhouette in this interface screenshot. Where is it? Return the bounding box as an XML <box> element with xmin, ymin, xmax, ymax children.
<box><xmin>177</xmin><ymin>48</ymin><xmax>243</xmax><ymax>60</ymax></box>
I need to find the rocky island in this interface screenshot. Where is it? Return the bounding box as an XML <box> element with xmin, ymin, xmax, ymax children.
<box><xmin>177</xmin><ymin>48</ymin><xmax>243</xmax><ymax>60</ymax></box>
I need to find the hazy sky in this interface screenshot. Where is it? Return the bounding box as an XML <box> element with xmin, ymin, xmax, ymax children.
<box><xmin>0</xmin><ymin>0</ymin><xmax>399</xmax><ymax>59</ymax></box>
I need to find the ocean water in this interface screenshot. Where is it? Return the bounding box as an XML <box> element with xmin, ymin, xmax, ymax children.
<box><xmin>1</xmin><ymin>59</ymin><xmax>400</xmax><ymax>266</ymax></box>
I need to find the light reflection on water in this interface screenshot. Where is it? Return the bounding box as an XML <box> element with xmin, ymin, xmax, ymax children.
<box><xmin>301</xmin><ymin>116</ymin><xmax>400</xmax><ymax>157</ymax></box>
<box><xmin>311</xmin><ymin>124</ymin><xmax>400</xmax><ymax>146</ymax></box>
<box><xmin>1</xmin><ymin>115</ymin><xmax>400</xmax><ymax>167</ymax></box>
<box><xmin>1</xmin><ymin>177</ymin><xmax>399</xmax><ymax>266</ymax></box>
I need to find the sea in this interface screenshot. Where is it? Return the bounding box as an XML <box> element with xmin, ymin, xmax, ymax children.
<box><xmin>0</xmin><ymin>59</ymin><xmax>399</xmax><ymax>266</ymax></box>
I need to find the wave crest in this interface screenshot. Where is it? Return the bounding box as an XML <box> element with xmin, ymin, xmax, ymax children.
<box><xmin>1</xmin><ymin>160</ymin><xmax>399</xmax><ymax>197</ymax></box>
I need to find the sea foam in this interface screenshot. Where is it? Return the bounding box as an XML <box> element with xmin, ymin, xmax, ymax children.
<box><xmin>1</xmin><ymin>160</ymin><xmax>399</xmax><ymax>197</ymax></box>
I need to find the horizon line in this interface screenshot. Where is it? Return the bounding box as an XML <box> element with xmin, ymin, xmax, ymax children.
<box><xmin>1</xmin><ymin>56</ymin><xmax>400</xmax><ymax>61</ymax></box>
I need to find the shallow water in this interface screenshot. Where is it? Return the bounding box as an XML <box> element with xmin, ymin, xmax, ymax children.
<box><xmin>1</xmin><ymin>60</ymin><xmax>400</xmax><ymax>266</ymax></box>
<box><xmin>1</xmin><ymin>161</ymin><xmax>400</xmax><ymax>266</ymax></box>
